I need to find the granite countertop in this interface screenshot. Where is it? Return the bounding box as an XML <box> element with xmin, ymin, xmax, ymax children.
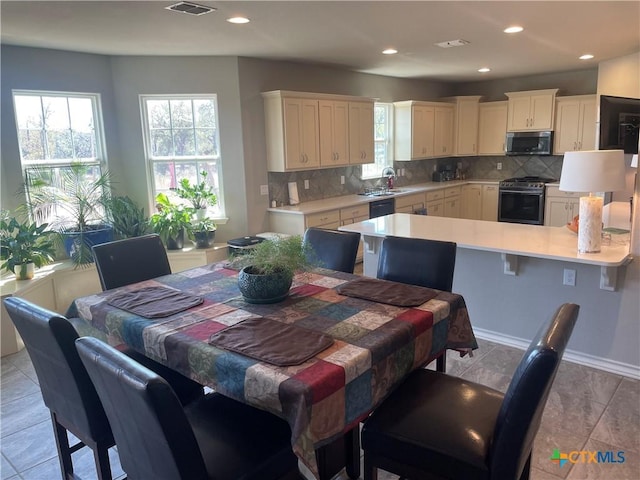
<box><xmin>268</xmin><ymin>179</ymin><xmax>499</xmax><ymax>215</ymax></box>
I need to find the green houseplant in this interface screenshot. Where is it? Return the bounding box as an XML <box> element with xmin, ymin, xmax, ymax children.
<box><xmin>232</xmin><ymin>235</ymin><xmax>315</xmax><ymax>303</ymax></box>
<box><xmin>187</xmin><ymin>217</ymin><xmax>217</xmax><ymax>249</ymax></box>
<box><xmin>149</xmin><ymin>193</ymin><xmax>192</xmax><ymax>250</ymax></box>
<box><xmin>0</xmin><ymin>211</ymin><xmax>56</xmax><ymax>280</ymax></box>
<box><xmin>173</xmin><ymin>170</ymin><xmax>217</xmax><ymax>220</ymax></box>
<box><xmin>26</xmin><ymin>163</ymin><xmax>114</xmax><ymax>266</ymax></box>
<box><xmin>110</xmin><ymin>196</ymin><xmax>150</xmax><ymax>240</ymax></box>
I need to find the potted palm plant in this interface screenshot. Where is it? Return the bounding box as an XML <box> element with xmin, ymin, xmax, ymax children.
<box><xmin>149</xmin><ymin>193</ymin><xmax>192</xmax><ymax>250</ymax></box>
<box><xmin>0</xmin><ymin>211</ymin><xmax>56</xmax><ymax>280</ymax></box>
<box><xmin>231</xmin><ymin>235</ymin><xmax>315</xmax><ymax>303</ymax></box>
<box><xmin>25</xmin><ymin>163</ymin><xmax>114</xmax><ymax>266</ymax></box>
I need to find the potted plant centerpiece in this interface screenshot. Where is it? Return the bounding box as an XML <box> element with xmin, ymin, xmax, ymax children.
<box><xmin>149</xmin><ymin>193</ymin><xmax>192</xmax><ymax>250</ymax></box>
<box><xmin>26</xmin><ymin>163</ymin><xmax>114</xmax><ymax>266</ymax></box>
<box><xmin>232</xmin><ymin>235</ymin><xmax>315</xmax><ymax>303</ymax></box>
<box><xmin>0</xmin><ymin>211</ymin><xmax>56</xmax><ymax>280</ymax></box>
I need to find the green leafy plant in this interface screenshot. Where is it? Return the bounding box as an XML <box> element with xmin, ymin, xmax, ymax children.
<box><xmin>173</xmin><ymin>170</ymin><xmax>217</xmax><ymax>210</ymax></box>
<box><xmin>0</xmin><ymin>211</ymin><xmax>56</xmax><ymax>275</ymax></box>
<box><xmin>188</xmin><ymin>217</ymin><xmax>217</xmax><ymax>235</ymax></box>
<box><xmin>110</xmin><ymin>196</ymin><xmax>150</xmax><ymax>239</ymax></box>
<box><xmin>149</xmin><ymin>193</ymin><xmax>192</xmax><ymax>246</ymax></box>
<box><xmin>231</xmin><ymin>235</ymin><xmax>315</xmax><ymax>277</ymax></box>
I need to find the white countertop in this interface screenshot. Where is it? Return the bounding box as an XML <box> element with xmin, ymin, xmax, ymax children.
<box><xmin>268</xmin><ymin>179</ymin><xmax>497</xmax><ymax>215</ymax></box>
<box><xmin>339</xmin><ymin>213</ymin><xmax>632</xmax><ymax>267</ymax></box>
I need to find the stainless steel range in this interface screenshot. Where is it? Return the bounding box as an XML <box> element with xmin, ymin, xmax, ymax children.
<box><xmin>498</xmin><ymin>176</ymin><xmax>557</xmax><ymax>225</ymax></box>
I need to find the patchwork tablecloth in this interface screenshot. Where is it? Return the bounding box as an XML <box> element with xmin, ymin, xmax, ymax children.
<box><xmin>69</xmin><ymin>264</ymin><xmax>477</xmax><ymax>478</ymax></box>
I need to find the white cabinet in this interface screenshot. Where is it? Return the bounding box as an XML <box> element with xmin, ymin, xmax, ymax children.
<box><xmin>443</xmin><ymin>186</ymin><xmax>461</xmax><ymax>218</ymax></box>
<box><xmin>434</xmin><ymin>104</ymin><xmax>454</xmax><ymax>157</ymax></box>
<box><xmin>319</xmin><ymin>100</ymin><xmax>349</xmax><ymax>166</ymax></box>
<box><xmin>395</xmin><ymin>192</ymin><xmax>426</xmax><ymax>214</ymax></box>
<box><xmin>425</xmin><ymin>190</ymin><xmax>445</xmax><ymax>217</ymax></box>
<box><xmin>444</xmin><ymin>96</ymin><xmax>482</xmax><ymax>156</ymax></box>
<box><xmin>481</xmin><ymin>184</ymin><xmax>499</xmax><ymax>221</ymax></box>
<box><xmin>544</xmin><ymin>186</ymin><xmax>587</xmax><ymax>226</ymax></box>
<box><xmin>394</xmin><ymin>101</ymin><xmax>434</xmax><ymax>160</ymax></box>
<box><xmin>478</xmin><ymin>101</ymin><xmax>508</xmax><ymax>155</ymax></box>
<box><xmin>505</xmin><ymin>89</ymin><xmax>558</xmax><ymax>131</ymax></box>
<box><xmin>553</xmin><ymin>95</ymin><xmax>597</xmax><ymax>154</ymax></box>
<box><xmin>349</xmin><ymin>101</ymin><xmax>375</xmax><ymax>165</ymax></box>
<box><xmin>461</xmin><ymin>184</ymin><xmax>482</xmax><ymax>219</ymax></box>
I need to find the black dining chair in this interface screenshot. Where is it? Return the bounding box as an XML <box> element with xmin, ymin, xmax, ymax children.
<box><xmin>376</xmin><ymin>236</ymin><xmax>457</xmax><ymax>371</ymax></box>
<box><xmin>2</xmin><ymin>296</ymin><xmax>205</xmax><ymax>480</ymax></box>
<box><xmin>92</xmin><ymin>233</ymin><xmax>172</xmax><ymax>290</ymax></box>
<box><xmin>361</xmin><ymin>303</ymin><xmax>580</xmax><ymax>480</ymax></box>
<box><xmin>75</xmin><ymin>336</ymin><xmax>300</xmax><ymax>480</ymax></box>
<box><xmin>303</xmin><ymin>227</ymin><xmax>361</xmax><ymax>274</ymax></box>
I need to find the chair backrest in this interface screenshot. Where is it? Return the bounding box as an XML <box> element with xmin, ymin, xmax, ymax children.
<box><xmin>92</xmin><ymin>234</ymin><xmax>172</xmax><ymax>290</ymax></box>
<box><xmin>76</xmin><ymin>336</ymin><xmax>208</xmax><ymax>480</ymax></box>
<box><xmin>376</xmin><ymin>236</ymin><xmax>457</xmax><ymax>291</ymax></box>
<box><xmin>489</xmin><ymin>303</ymin><xmax>580</xmax><ymax>480</ymax></box>
<box><xmin>2</xmin><ymin>297</ymin><xmax>112</xmax><ymax>443</ymax></box>
<box><xmin>303</xmin><ymin>227</ymin><xmax>361</xmax><ymax>274</ymax></box>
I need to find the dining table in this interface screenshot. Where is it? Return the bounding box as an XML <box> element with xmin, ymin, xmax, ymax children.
<box><xmin>67</xmin><ymin>262</ymin><xmax>478</xmax><ymax>480</ymax></box>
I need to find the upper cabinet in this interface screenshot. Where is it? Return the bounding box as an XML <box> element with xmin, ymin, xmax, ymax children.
<box><xmin>505</xmin><ymin>89</ymin><xmax>558</xmax><ymax>131</ymax></box>
<box><xmin>349</xmin><ymin>101</ymin><xmax>375</xmax><ymax>165</ymax></box>
<box><xmin>478</xmin><ymin>101</ymin><xmax>508</xmax><ymax>155</ymax></box>
<box><xmin>263</xmin><ymin>91</ymin><xmax>374</xmax><ymax>172</ymax></box>
<box><xmin>553</xmin><ymin>95</ymin><xmax>597</xmax><ymax>154</ymax></box>
<box><xmin>394</xmin><ymin>101</ymin><xmax>453</xmax><ymax>160</ymax></box>
<box><xmin>443</xmin><ymin>96</ymin><xmax>482</xmax><ymax>156</ymax></box>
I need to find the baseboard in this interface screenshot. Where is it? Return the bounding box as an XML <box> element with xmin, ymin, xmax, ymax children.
<box><xmin>473</xmin><ymin>327</ymin><xmax>640</xmax><ymax>380</ymax></box>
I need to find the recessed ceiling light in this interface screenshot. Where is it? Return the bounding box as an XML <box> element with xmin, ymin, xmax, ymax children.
<box><xmin>382</xmin><ymin>48</ymin><xmax>398</xmax><ymax>55</ymax></box>
<box><xmin>504</xmin><ymin>26</ymin><xmax>524</xmax><ymax>34</ymax></box>
<box><xmin>227</xmin><ymin>16</ymin><xmax>250</xmax><ymax>24</ymax></box>
<box><xmin>579</xmin><ymin>54</ymin><xmax>594</xmax><ymax>60</ymax></box>
<box><xmin>478</xmin><ymin>67</ymin><xmax>491</xmax><ymax>73</ymax></box>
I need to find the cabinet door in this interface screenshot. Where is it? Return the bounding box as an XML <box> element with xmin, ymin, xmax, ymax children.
<box><xmin>283</xmin><ymin>98</ymin><xmax>320</xmax><ymax>169</ymax></box>
<box><xmin>456</xmin><ymin>99</ymin><xmax>479</xmax><ymax>155</ymax></box>
<box><xmin>461</xmin><ymin>185</ymin><xmax>482</xmax><ymax>219</ymax></box>
<box><xmin>578</xmin><ymin>99</ymin><xmax>597</xmax><ymax>151</ymax></box>
<box><xmin>507</xmin><ymin>96</ymin><xmax>532</xmax><ymax>131</ymax></box>
<box><xmin>412</xmin><ymin>105</ymin><xmax>435</xmax><ymax>158</ymax></box>
<box><xmin>300</xmin><ymin>100</ymin><xmax>321</xmax><ymax>168</ymax></box>
<box><xmin>319</xmin><ymin>100</ymin><xmax>349</xmax><ymax>166</ymax></box>
<box><xmin>426</xmin><ymin>199</ymin><xmax>444</xmax><ymax>217</ymax></box>
<box><xmin>434</xmin><ymin>106</ymin><xmax>454</xmax><ymax>156</ymax></box>
<box><xmin>529</xmin><ymin>93</ymin><xmax>555</xmax><ymax>130</ymax></box>
<box><xmin>545</xmin><ymin>197</ymin><xmax>571</xmax><ymax>226</ymax></box>
<box><xmin>478</xmin><ymin>102</ymin><xmax>508</xmax><ymax>155</ymax></box>
<box><xmin>554</xmin><ymin>100</ymin><xmax>581</xmax><ymax>154</ymax></box>
<box><xmin>349</xmin><ymin>101</ymin><xmax>374</xmax><ymax>164</ymax></box>
<box><xmin>481</xmin><ymin>185</ymin><xmax>499</xmax><ymax>221</ymax></box>
<box><xmin>444</xmin><ymin>197</ymin><xmax>460</xmax><ymax>218</ymax></box>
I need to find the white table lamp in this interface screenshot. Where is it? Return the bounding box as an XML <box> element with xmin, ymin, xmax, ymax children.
<box><xmin>559</xmin><ymin>150</ymin><xmax>626</xmax><ymax>253</ymax></box>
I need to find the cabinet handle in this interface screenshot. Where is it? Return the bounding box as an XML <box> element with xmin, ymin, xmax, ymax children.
<box><xmin>573</xmin><ymin>142</ymin><xmax>577</xmax><ymax>150</ymax></box>
<box><xmin>578</xmin><ymin>141</ymin><xmax>582</xmax><ymax>150</ymax></box>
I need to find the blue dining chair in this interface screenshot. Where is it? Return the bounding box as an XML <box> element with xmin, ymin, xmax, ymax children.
<box><xmin>303</xmin><ymin>227</ymin><xmax>361</xmax><ymax>274</ymax></box>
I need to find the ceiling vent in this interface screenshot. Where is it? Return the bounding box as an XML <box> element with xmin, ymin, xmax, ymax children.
<box><xmin>165</xmin><ymin>2</ymin><xmax>216</xmax><ymax>16</ymax></box>
<box><xmin>435</xmin><ymin>39</ymin><xmax>470</xmax><ymax>48</ymax></box>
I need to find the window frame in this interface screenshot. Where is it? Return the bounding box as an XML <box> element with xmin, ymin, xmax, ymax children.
<box><xmin>361</xmin><ymin>102</ymin><xmax>394</xmax><ymax>180</ymax></box>
<box><xmin>139</xmin><ymin>94</ymin><xmax>226</xmax><ymax>221</ymax></box>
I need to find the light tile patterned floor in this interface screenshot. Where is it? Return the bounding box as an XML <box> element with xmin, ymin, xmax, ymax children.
<box><xmin>2</xmin><ymin>339</ymin><xmax>638</xmax><ymax>480</ymax></box>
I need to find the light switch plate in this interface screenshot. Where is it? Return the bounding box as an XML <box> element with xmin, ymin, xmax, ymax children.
<box><xmin>304</xmin><ymin>179</ymin><xmax>310</xmax><ymax>189</ymax></box>
<box><xmin>259</xmin><ymin>184</ymin><xmax>269</xmax><ymax>196</ymax></box>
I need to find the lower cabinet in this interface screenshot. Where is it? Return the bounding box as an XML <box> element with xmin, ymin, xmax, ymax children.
<box><xmin>443</xmin><ymin>187</ymin><xmax>461</xmax><ymax>218</ymax></box>
<box><xmin>425</xmin><ymin>190</ymin><xmax>445</xmax><ymax>217</ymax></box>
<box><xmin>340</xmin><ymin>205</ymin><xmax>368</xmax><ymax>262</ymax></box>
<box><xmin>166</xmin><ymin>244</ymin><xmax>229</xmax><ymax>273</ymax></box>
<box><xmin>481</xmin><ymin>184</ymin><xmax>499</xmax><ymax>221</ymax></box>
<box><xmin>395</xmin><ymin>192</ymin><xmax>426</xmax><ymax>214</ymax></box>
<box><xmin>461</xmin><ymin>183</ymin><xmax>499</xmax><ymax>221</ymax></box>
<box><xmin>544</xmin><ymin>186</ymin><xmax>585</xmax><ymax>226</ymax></box>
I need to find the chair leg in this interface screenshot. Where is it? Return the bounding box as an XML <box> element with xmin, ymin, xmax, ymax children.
<box><xmin>92</xmin><ymin>441</ymin><xmax>113</xmax><ymax>480</ymax></box>
<box><xmin>51</xmin><ymin>413</ymin><xmax>74</xmax><ymax>480</ymax></box>
<box><xmin>519</xmin><ymin>454</ymin><xmax>532</xmax><ymax>480</ymax></box>
<box><xmin>345</xmin><ymin>427</ymin><xmax>360</xmax><ymax>479</ymax></box>
<box><xmin>436</xmin><ymin>351</ymin><xmax>446</xmax><ymax>372</ymax></box>
<box><xmin>363</xmin><ymin>454</ymin><xmax>378</xmax><ymax>480</ymax></box>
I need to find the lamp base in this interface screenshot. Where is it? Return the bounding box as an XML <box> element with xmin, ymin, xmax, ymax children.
<box><xmin>578</xmin><ymin>195</ymin><xmax>603</xmax><ymax>253</ymax></box>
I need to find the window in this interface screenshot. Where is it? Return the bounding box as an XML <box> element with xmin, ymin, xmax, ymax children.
<box><xmin>361</xmin><ymin>103</ymin><xmax>394</xmax><ymax>180</ymax></box>
<box><xmin>140</xmin><ymin>95</ymin><xmax>224</xmax><ymax>219</ymax></box>
<box><xmin>12</xmin><ymin>90</ymin><xmax>107</xmax><ymax>225</ymax></box>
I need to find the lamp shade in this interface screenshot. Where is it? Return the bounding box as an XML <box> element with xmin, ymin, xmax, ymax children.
<box><xmin>559</xmin><ymin>150</ymin><xmax>626</xmax><ymax>192</ymax></box>
<box><xmin>632</xmin><ymin>154</ymin><xmax>638</xmax><ymax>168</ymax></box>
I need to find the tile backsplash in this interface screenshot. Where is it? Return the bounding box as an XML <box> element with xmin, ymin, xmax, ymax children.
<box><xmin>268</xmin><ymin>155</ymin><xmax>563</xmax><ymax>206</ymax></box>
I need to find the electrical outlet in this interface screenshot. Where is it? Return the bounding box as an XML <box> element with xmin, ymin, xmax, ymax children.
<box><xmin>433</xmin><ymin>164</ymin><xmax>437</xmax><ymax>172</ymax></box>
<box><xmin>497</xmin><ymin>162</ymin><xmax>502</xmax><ymax>170</ymax></box>
<box><xmin>304</xmin><ymin>179</ymin><xmax>310</xmax><ymax>189</ymax></box>
<box><xmin>340</xmin><ymin>175</ymin><xmax>345</xmax><ymax>185</ymax></box>
<box><xmin>259</xmin><ymin>184</ymin><xmax>269</xmax><ymax>196</ymax></box>
<box><xmin>563</xmin><ymin>269</ymin><xmax>576</xmax><ymax>286</ymax></box>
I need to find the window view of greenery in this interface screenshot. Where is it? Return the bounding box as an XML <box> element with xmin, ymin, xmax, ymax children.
<box><xmin>142</xmin><ymin>96</ymin><xmax>223</xmax><ymax>218</ymax></box>
<box><xmin>362</xmin><ymin>103</ymin><xmax>393</xmax><ymax>180</ymax></box>
<box><xmin>13</xmin><ymin>92</ymin><xmax>105</xmax><ymax>225</ymax></box>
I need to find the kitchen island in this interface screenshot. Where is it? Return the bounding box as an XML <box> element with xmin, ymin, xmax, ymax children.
<box><xmin>339</xmin><ymin>213</ymin><xmax>637</xmax><ymax>377</ymax></box>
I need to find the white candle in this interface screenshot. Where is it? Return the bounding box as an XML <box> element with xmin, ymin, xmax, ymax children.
<box><xmin>578</xmin><ymin>195</ymin><xmax>603</xmax><ymax>253</ymax></box>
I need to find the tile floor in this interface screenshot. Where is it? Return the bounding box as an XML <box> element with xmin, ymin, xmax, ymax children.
<box><xmin>2</xmin><ymin>339</ymin><xmax>638</xmax><ymax>480</ymax></box>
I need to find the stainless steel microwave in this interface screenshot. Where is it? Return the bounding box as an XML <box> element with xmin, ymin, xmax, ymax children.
<box><xmin>505</xmin><ymin>131</ymin><xmax>553</xmax><ymax>155</ymax></box>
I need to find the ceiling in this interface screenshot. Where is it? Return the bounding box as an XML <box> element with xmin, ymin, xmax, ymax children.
<box><xmin>2</xmin><ymin>1</ymin><xmax>639</xmax><ymax>82</ymax></box>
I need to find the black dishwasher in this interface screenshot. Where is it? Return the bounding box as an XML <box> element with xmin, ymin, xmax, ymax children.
<box><xmin>369</xmin><ymin>197</ymin><xmax>395</xmax><ymax>218</ymax></box>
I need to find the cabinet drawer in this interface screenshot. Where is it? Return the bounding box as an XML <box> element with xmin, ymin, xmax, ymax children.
<box><xmin>444</xmin><ymin>186</ymin><xmax>461</xmax><ymax>198</ymax></box>
<box><xmin>546</xmin><ymin>186</ymin><xmax>587</xmax><ymax>198</ymax></box>
<box><xmin>395</xmin><ymin>193</ymin><xmax>425</xmax><ymax>209</ymax></box>
<box><xmin>426</xmin><ymin>190</ymin><xmax>444</xmax><ymax>202</ymax></box>
<box><xmin>340</xmin><ymin>205</ymin><xmax>369</xmax><ymax>220</ymax></box>
<box><xmin>306</xmin><ymin>210</ymin><xmax>341</xmax><ymax>228</ymax></box>
<box><xmin>426</xmin><ymin>199</ymin><xmax>444</xmax><ymax>217</ymax></box>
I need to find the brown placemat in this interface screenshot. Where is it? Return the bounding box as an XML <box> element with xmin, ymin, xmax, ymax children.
<box><xmin>336</xmin><ymin>277</ymin><xmax>438</xmax><ymax>307</ymax></box>
<box><xmin>209</xmin><ymin>317</ymin><xmax>334</xmax><ymax>366</ymax></box>
<box><xmin>106</xmin><ymin>286</ymin><xmax>203</xmax><ymax>318</ymax></box>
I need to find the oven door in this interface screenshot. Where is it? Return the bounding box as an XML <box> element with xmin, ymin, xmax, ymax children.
<box><xmin>498</xmin><ymin>189</ymin><xmax>545</xmax><ymax>225</ymax></box>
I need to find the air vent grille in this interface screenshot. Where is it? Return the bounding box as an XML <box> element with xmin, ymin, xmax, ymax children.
<box><xmin>165</xmin><ymin>2</ymin><xmax>215</xmax><ymax>16</ymax></box>
<box><xmin>435</xmin><ymin>39</ymin><xmax>470</xmax><ymax>48</ymax></box>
